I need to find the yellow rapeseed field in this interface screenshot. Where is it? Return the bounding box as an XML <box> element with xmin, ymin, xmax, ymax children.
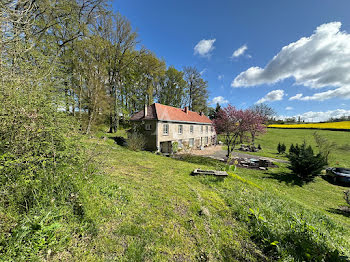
<box><xmin>268</xmin><ymin>121</ymin><xmax>350</xmax><ymax>130</ymax></box>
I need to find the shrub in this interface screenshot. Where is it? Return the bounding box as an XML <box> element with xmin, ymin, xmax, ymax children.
<box><xmin>287</xmin><ymin>142</ymin><xmax>327</xmax><ymax>180</ymax></box>
<box><xmin>172</xmin><ymin>142</ymin><xmax>179</xmax><ymax>154</ymax></box>
<box><xmin>127</xmin><ymin>133</ymin><xmax>146</xmax><ymax>151</ymax></box>
<box><xmin>277</xmin><ymin>143</ymin><xmax>282</xmax><ymax>154</ymax></box>
<box><xmin>277</xmin><ymin>142</ymin><xmax>286</xmax><ymax>154</ymax></box>
<box><xmin>281</xmin><ymin>143</ymin><xmax>286</xmax><ymax>153</ymax></box>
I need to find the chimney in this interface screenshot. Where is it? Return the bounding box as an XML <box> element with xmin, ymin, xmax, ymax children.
<box><xmin>144</xmin><ymin>104</ymin><xmax>148</xmax><ymax>118</ymax></box>
<box><xmin>184</xmin><ymin>106</ymin><xmax>189</xmax><ymax>114</ymax></box>
<box><xmin>199</xmin><ymin>111</ymin><xmax>203</xmax><ymax>116</ymax></box>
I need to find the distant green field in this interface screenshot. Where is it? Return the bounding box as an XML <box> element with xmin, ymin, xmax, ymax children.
<box><xmin>230</xmin><ymin>128</ymin><xmax>350</xmax><ymax>168</ymax></box>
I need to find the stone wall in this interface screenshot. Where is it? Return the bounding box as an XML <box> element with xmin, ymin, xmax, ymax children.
<box><xmin>132</xmin><ymin>120</ymin><xmax>216</xmax><ymax>152</ymax></box>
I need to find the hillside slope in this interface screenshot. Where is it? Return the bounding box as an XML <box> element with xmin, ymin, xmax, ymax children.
<box><xmin>56</xmin><ymin>136</ymin><xmax>350</xmax><ymax>261</ymax></box>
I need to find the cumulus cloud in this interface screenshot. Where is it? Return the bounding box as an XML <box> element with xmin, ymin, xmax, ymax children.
<box><xmin>288</xmin><ymin>86</ymin><xmax>350</xmax><ymax>101</ymax></box>
<box><xmin>194</xmin><ymin>39</ymin><xmax>216</xmax><ymax>57</ymax></box>
<box><xmin>256</xmin><ymin>89</ymin><xmax>284</xmax><ymax>104</ymax></box>
<box><xmin>281</xmin><ymin>109</ymin><xmax>350</xmax><ymax>122</ymax></box>
<box><xmin>232</xmin><ymin>22</ymin><xmax>350</xmax><ymax>101</ymax></box>
<box><xmin>231</xmin><ymin>44</ymin><xmax>248</xmax><ymax>58</ymax></box>
<box><xmin>285</xmin><ymin>106</ymin><xmax>294</xmax><ymax>110</ymax></box>
<box><xmin>211</xmin><ymin>96</ymin><xmax>229</xmax><ymax>105</ymax></box>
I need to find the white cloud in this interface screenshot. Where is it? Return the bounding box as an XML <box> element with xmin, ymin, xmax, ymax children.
<box><xmin>256</xmin><ymin>89</ymin><xmax>284</xmax><ymax>104</ymax></box>
<box><xmin>289</xmin><ymin>93</ymin><xmax>303</xmax><ymax>101</ymax></box>
<box><xmin>285</xmin><ymin>106</ymin><xmax>294</xmax><ymax>110</ymax></box>
<box><xmin>287</xmin><ymin>86</ymin><xmax>350</xmax><ymax>101</ymax></box>
<box><xmin>281</xmin><ymin>109</ymin><xmax>350</xmax><ymax>122</ymax></box>
<box><xmin>218</xmin><ymin>74</ymin><xmax>224</xmax><ymax>80</ymax></box>
<box><xmin>194</xmin><ymin>39</ymin><xmax>216</xmax><ymax>57</ymax></box>
<box><xmin>232</xmin><ymin>44</ymin><xmax>248</xmax><ymax>58</ymax></box>
<box><xmin>211</xmin><ymin>96</ymin><xmax>229</xmax><ymax>105</ymax></box>
<box><xmin>232</xmin><ymin>22</ymin><xmax>350</xmax><ymax>101</ymax></box>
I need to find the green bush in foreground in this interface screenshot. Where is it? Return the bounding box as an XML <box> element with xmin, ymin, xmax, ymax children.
<box><xmin>288</xmin><ymin>142</ymin><xmax>327</xmax><ymax>180</ymax></box>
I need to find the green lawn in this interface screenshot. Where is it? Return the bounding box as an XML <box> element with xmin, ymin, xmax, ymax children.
<box><xmin>56</xmin><ymin>130</ymin><xmax>350</xmax><ymax>261</ymax></box>
<box><xmin>221</xmin><ymin>128</ymin><xmax>350</xmax><ymax>168</ymax></box>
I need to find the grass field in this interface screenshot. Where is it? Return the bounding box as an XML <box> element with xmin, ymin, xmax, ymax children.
<box><xmin>268</xmin><ymin>121</ymin><xmax>350</xmax><ymax>130</ymax></box>
<box><xmin>6</xmin><ymin>127</ymin><xmax>349</xmax><ymax>260</ymax></box>
<box><xmin>50</xmin><ymin>129</ymin><xmax>349</xmax><ymax>261</ymax></box>
<box><xmin>231</xmin><ymin>128</ymin><xmax>350</xmax><ymax>168</ymax></box>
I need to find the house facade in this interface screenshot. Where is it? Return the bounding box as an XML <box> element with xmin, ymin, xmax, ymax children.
<box><xmin>130</xmin><ymin>103</ymin><xmax>216</xmax><ymax>153</ymax></box>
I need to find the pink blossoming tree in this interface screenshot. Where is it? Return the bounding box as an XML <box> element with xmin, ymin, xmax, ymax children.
<box><xmin>213</xmin><ymin>105</ymin><xmax>266</xmax><ymax>157</ymax></box>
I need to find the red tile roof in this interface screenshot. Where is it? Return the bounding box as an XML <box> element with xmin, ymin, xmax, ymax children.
<box><xmin>130</xmin><ymin>103</ymin><xmax>212</xmax><ymax>124</ymax></box>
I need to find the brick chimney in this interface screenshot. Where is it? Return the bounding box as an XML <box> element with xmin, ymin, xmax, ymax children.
<box><xmin>184</xmin><ymin>106</ymin><xmax>189</xmax><ymax>114</ymax></box>
<box><xmin>144</xmin><ymin>104</ymin><xmax>148</xmax><ymax>118</ymax></box>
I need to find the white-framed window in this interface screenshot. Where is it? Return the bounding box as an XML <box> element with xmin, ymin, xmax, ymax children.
<box><xmin>189</xmin><ymin>138</ymin><xmax>194</xmax><ymax>147</ymax></box>
<box><xmin>178</xmin><ymin>139</ymin><xmax>183</xmax><ymax>148</ymax></box>
<box><xmin>145</xmin><ymin>123</ymin><xmax>151</xmax><ymax>130</ymax></box>
<box><xmin>205</xmin><ymin>137</ymin><xmax>208</xmax><ymax>144</ymax></box>
<box><xmin>178</xmin><ymin>124</ymin><xmax>183</xmax><ymax>134</ymax></box>
<box><xmin>163</xmin><ymin>124</ymin><xmax>169</xmax><ymax>135</ymax></box>
<box><xmin>201</xmin><ymin>126</ymin><xmax>203</xmax><ymax>133</ymax></box>
<box><xmin>190</xmin><ymin>125</ymin><xmax>194</xmax><ymax>133</ymax></box>
<box><xmin>211</xmin><ymin>126</ymin><xmax>214</xmax><ymax>132</ymax></box>
<box><xmin>206</xmin><ymin>126</ymin><xmax>208</xmax><ymax>133</ymax></box>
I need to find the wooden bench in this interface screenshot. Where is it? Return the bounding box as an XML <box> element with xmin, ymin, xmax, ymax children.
<box><xmin>192</xmin><ymin>169</ymin><xmax>228</xmax><ymax>177</ymax></box>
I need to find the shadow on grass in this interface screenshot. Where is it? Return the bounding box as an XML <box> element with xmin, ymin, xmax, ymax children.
<box><xmin>109</xmin><ymin>136</ymin><xmax>127</xmax><ymax>147</ymax></box>
<box><xmin>327</xmin><ymin>207</ymin><xmax>350</xmax><ymax>218</ymax></box>
<box><xmin>263</xmin><ymin>171</ymin><xmax>314</xmax><ymax>187</ymax></box>
<box><xmin>173</xmin><ymin>154</ymin><xmax>226</xmax><ymax>169</ymax></box>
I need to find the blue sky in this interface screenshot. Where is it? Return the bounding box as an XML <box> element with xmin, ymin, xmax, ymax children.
<box><xmin>113</xmin><ymin>0</ymin><xmax>350</xmax><ymax>121</ymax></box>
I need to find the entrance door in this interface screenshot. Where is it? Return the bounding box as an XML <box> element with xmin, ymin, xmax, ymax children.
<box><xmin>160</xmin><ymin>141</ymin><xmax>171</xmax><ymax>153</ymax></box>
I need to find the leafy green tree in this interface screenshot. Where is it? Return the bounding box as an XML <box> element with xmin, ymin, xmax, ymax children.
<box><xmin>208</xmin><ymin>103</ymin><xmax>221</xmax><ymax>119</ymax></box>
<box><xmin>183</xmin><ymin>66</ymin><xmax>209</xmax><ymax>113</ymax></box>
<box><xmin>157</xmin><ymin>66</ymin><xmax>187</xmax><ymax>108</ymax></box>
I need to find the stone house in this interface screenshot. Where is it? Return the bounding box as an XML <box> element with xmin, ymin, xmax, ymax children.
<box><xmin>130</xmin><ymin>103</ymin><xmax>216</xmax><ymax>153</ymax></box>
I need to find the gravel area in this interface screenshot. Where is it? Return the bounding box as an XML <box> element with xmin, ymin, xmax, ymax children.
<box><xmin>181</xmin><ymin>145</ymin><xmax>289</xmax><ymax>164</ymax></box>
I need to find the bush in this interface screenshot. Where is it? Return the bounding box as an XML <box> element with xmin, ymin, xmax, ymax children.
<box><xmin>287</xmin><ymin>142</ymin><xmax>327</xmax><ymax>180</ymax></box>
<box><xmin>277</xmin><ymin>142</ymin><xmax>286</xmax><ymax>154</ymax></box>
<box><xmin>127</xmin><ymin>133</ymin><xmax>146</xmax><ymax>151</ymax></box>
<box><xmin>172</xmin><ymin>142</ymin><xmax>178</xmax><ymax>154</ymax></box>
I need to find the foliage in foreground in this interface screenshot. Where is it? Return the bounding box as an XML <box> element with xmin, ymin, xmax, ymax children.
<box><xmin>173</xmin><ymin>155</ymin><xmax>349</xmax><ymax>261</ymax></box>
